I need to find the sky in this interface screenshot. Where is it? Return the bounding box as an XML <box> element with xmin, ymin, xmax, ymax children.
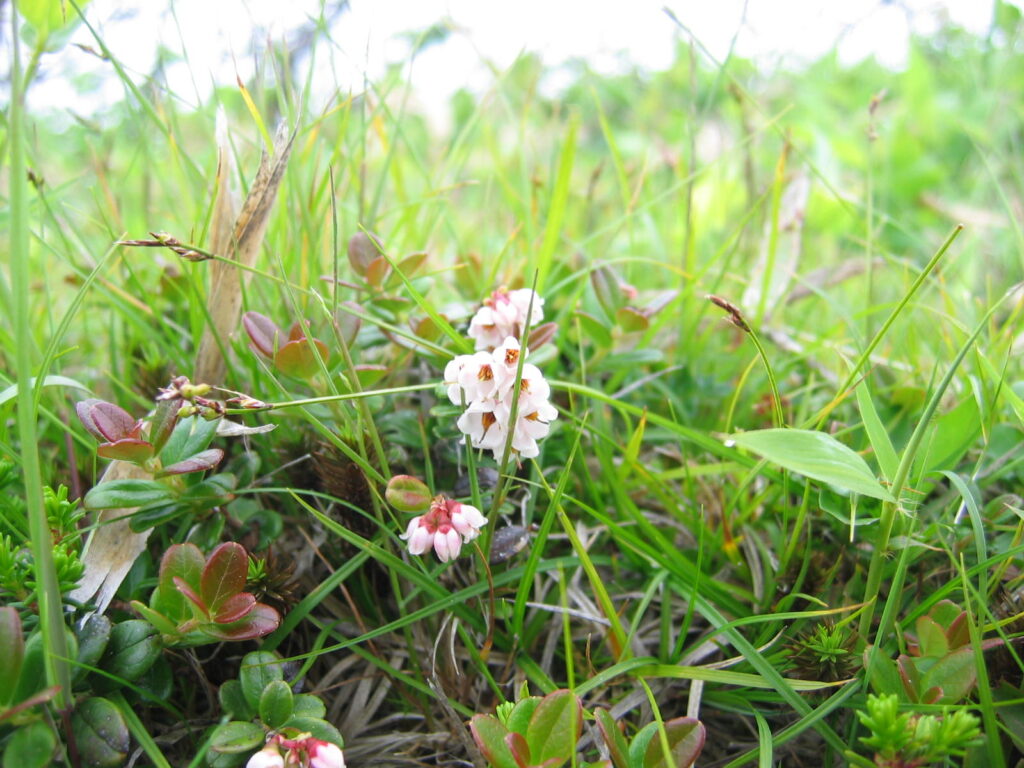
<box><xmin>17</xmin><ymin>0</ymin><xmax>1007</xmax><ymax>122</ymax></box>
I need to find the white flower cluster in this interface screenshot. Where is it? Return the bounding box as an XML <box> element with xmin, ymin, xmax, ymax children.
<box><xmin>444</xmin><ymin>336</ymin><xmax>557</xmax><ymax>460</ymax></box>
<box><xmin>468</xmin><ymin>288</ymin><xmax>544</xmax><ymax>351</ymax></box>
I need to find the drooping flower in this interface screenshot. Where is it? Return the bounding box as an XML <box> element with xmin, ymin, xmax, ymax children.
<box><xmin>401</xmin><ymin>495</ymin><xmax>488</xmax><ymax>561</ymax></box>
<box><xmin>249</xmin><ymin>735</ymin><xmax>345</xmax><ymax>768</ymax></box>
<box><xmin>468</xmin><ymin>288</ymin><xmax>544</xmax><ymax>350</ymax></box>
<box><xmin>308</xmin><ymin>739</ymin><xmax>346</xmax><ymax>768</ymax></box>
<box><xmin>245</xmin><ymin>741</ymin><xmax>284</xmax><ymax>768</ymax></box>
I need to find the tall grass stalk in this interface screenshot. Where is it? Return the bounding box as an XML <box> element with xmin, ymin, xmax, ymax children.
<box><xmin>9</xmin><ymin>5</ymin><xmax>73</xmax><ymax>712</ymax></box>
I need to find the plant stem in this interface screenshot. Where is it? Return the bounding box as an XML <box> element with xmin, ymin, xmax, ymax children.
<box><xmin>10</xmin><ymin>5</ymin><xmax>72</xmax><ymax>712</ymax></box>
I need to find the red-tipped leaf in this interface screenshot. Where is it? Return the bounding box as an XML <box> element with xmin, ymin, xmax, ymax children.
<box><xmin>157</xmin><ymin>448</ymin><xmax>224</xmax><ymax>477</ymax></box>
<box><xmin>200</xmin><ymin>542</ymin><xmax>249</xmax><ymax>615</ymax></box>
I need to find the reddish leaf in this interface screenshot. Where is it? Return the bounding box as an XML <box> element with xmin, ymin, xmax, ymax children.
<box><xmin>469</xmin><ymin>715</ymin><xmax>519</xmax><ymax>768</ymax></box>
<box><xmin>365</xmin><ymin>255</ymin><xmax>391</xmax><ymax>288</ymax></box>
<box><xmin>173</xmin><ymin>576</ymin><xmax>207</xmax><ymax>614</ymax></box>
<box><xmin>644</xmin><ymin>717</ymin><xmax>705</xmax><ymax>768</ymax></box>
<box><xmin>157</xmin><ymin>448</ymin><xmax>224</xmax><ymax>477</ymax></box>
<box><xmin>200</xmin><ymin>542</ymin><xmax>249</xmax><ymax>615</ymax></box>
<box><xmin>205</xmin><ymin>603</ymin><xmax>281</xmax><ymax>641</ymax></box>
<box><xmin>274</xmin><ymin>338</ymin><xmax>329</xmax><ymax>380</ymax></box>
<box><xmin>385</xmin><ymin>251</ymin><xmax>428</xmax><ymax>289</ymax></box>
<box><xmin>286</xmin><ymin>321</ymin><xmax>306</xmax><ymax>342</ymax></box>
<box><xmin>78</xmin><ymin>399</ymin><xmax>140</xmax><ymax>442</ymax></box>
<box><xmin>527</xmin><ymin>322</ymin><xmax>558</xmax><ymax>350</ymax></box>
<box><xmin>947</xmin><ymin>612</ymin><xmax>970</xmax><ymax>650</ymax></box>
<box><xmin>158</xmin><ymin>544</ymin><xmax>205</xmax><ymax>598</ymax></box>
<box><xmin>148</xmin><ymin>398</ymin><xmax>181</xmax><ymax>455</ymax></box>
<box><xmin>76</xmin><ymin>399</ymin><xmax>106</xmax><ymax>441</ymax></box>
<box><xmin>242</xmin><ymin>312</ymin><xmax>281</xmax><ymax>358</ymax></box>
<box><xmin>505</xmin><ymin>732</ymin><xmax>531</xmax><ymax>768</ymax></box>
<box><xmin>347</xmin><ymin>231</ymin><xmax>383</xmax><ymax>276</ymax></box>
<box><xmin>214</xmin><ymin>592</ymin><xmax>256</xmax><ymax>623</ymax></box>
<box><xmin>97</xmin><ymin>439</ymin><xmax>155</xmax><ymax>463</ymax></box>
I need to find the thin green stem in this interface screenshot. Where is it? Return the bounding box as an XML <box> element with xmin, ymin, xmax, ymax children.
<box><xmin>10</xmin><ymin>5</ymin><xmax>72</xmax><ymax>712</ymax></box>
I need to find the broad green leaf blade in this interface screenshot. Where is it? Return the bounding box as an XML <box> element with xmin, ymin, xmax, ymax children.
<box><xmin>726</xmin><ymin>428</ymin><xmax>894</xmax><ymax>501</ymax></box>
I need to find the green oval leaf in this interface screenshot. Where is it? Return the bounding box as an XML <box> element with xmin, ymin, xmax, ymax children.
<box><xmin>726</xmin><ymin>428</ymin><xmax>894</xmax><ymax>501</ymax></box>
<box><xmin>208</xmin><ymin>721</ymin><xmax>265</xmax><ymax>755</ymax></box>
<box><xmin>98</xmin><ymin>620</ymin><xmax>161</xmax><ymax>683</ymax></box>
<box><xmin>259</xmin><ymin>679</ymin><xmax>294</xmax><ymax>730</ymax></box>
<box><xmin>240</xmin><ymin>651</ymin><xmax>285</xmax><ymax>712</ymax></box>
<box><xmin>71</xmin><ymin>697</ymin><xmax>130</xmax><ymax>768</ymax></box>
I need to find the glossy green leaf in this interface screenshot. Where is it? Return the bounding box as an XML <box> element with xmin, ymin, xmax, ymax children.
<box><xmin>219</xmin><ymin>680</ymin><xmax>254</xmax><ymax>722</ymax></box>
<box><xmin>74</xmin><ymin>614</ymin><xmax>111</xmax><ymax>683</ymax></box>
<box><xmin>280</xmin><ymin>716</ymin><xmax>343</xmax><ymax>746</ymax></box>
<box><xmin>208</xmin><ymin>721</ymin><xmax>265</xmax><ymax>754</ymax></box>
<box><xmin>84</xmin><ymin>480</ymin><xmax>173</xmax><ymax>511</ymax></box>
<box><xmin>71</xmin><ymin>697</ymin><xmax>130</xmax><ymax>768</ymax></box>
<box><xmin>98</xmin><ymin>620</ymin><xmax>161</xmax><ymax>683</ymax></box>
<box><xmin>726</xmin><ymin>428</ymin><xmax>894</xmax><ymax>501</ymax></box>
<box><xmin>240</xmin><ymin>651</ymin><xmax>285</xmax><ymax>712</ymax></box>
<box><xmin>259</xmin><ymin>679</ymin><xmax>294</xmax><ymax>730</ymax></box>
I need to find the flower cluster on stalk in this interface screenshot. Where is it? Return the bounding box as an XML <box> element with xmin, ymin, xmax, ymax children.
<box><xmin>468</xmin><ymin>287</ymin><xmax>544</xmax><ymax>351</ymax></box>
<box><xmin>444</xmin><ymin>336</ymin><xmax>557</xmax><ymax>460</ymax></box>
<box><xmin>400</xmin><ymin>495</ymin><xmax>488</xmax><ymax>562</ymax></box>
